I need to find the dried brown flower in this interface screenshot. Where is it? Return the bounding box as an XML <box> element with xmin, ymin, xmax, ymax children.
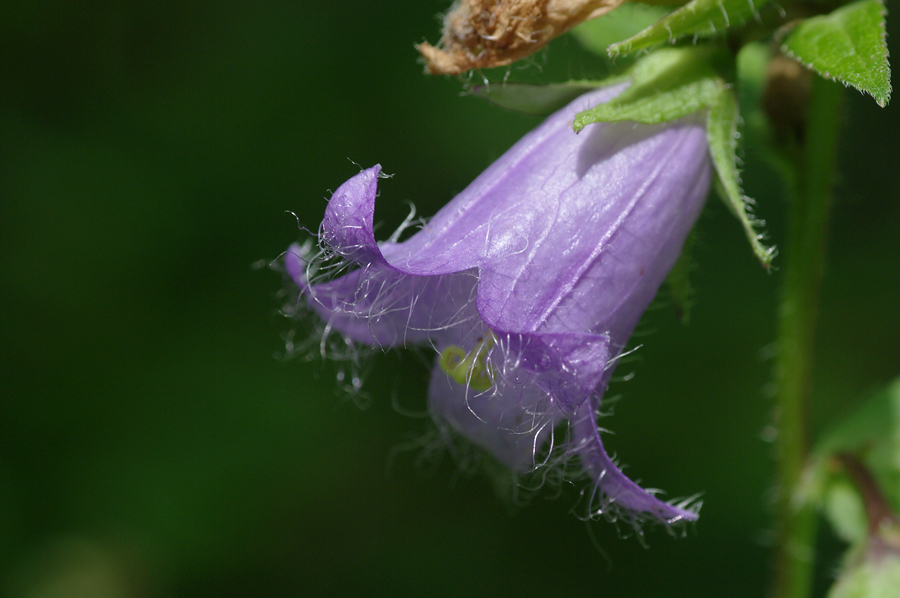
<box><xmin>418</xmin><ymin>0</ymin><xmax>625</xmax><ymax>75</ymax></box>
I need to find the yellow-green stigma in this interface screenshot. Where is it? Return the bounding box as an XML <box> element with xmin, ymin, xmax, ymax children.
<box><xmin>438</xmin><ymin>335</ymin><xmax>495</xmax><ymax>392</ymax></box>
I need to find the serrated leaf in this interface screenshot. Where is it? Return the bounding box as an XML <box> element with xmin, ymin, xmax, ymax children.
<box><xmin>707</xmin><ymin>86</ymin><xmax>775</xmax><ymax>268</ymax></box>
<box><xmin>609</xmin><ymin>0</ymin><xmax>772</xmax><ymax>56</ymax></box>
<box><xmin>469</xmin><ymin>80</ymin><xmax>623</xmax><ymax>116</ymax></box>
<box><xmin>782</xmin><ymin>0</ymin><xmax>891</xmax><ymax>107</ymax></box>
<box><xmin>573</xmin><ymin>48</ymin><xmax>722</xmax><ymax>130</ymax></box>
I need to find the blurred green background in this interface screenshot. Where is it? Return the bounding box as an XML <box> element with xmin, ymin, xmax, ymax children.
<box><xmin>2</xmin><ymin>2</ymin><xmax>899</xmax><ymax>597</ymax></box>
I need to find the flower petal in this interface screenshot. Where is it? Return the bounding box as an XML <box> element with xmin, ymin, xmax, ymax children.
<box><xmin>287</xmin><ymin>243</ymin><xmax>480</xmax><ymax>347</ymax></box>
<box><xmin>503</xmin><ymin>331</ymin><xmax>612</xmax><ymax>413</ymax></box>
<box><xmin>571</xmin><ymin>401</ymin><xmax>700</xmax><ymax>524</ymax></box>
<box><xmin>428</xmin><ymin>355</ymin><xmax>566</xmax><ymax>472</ymax></box>
<box><xmin>319</xmin><ymin>165</ymin><xmax>386</xmax><ymax>266</ymax></box>
<box><xmin>426</xmin><ymin>117</ymin><xmax>711</xmax><ymax>341</ymax></box>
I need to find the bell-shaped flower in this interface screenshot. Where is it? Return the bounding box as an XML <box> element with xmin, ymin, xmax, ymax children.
<box><xmin>285</xmin><ymin>85</ymin><xmax>711</xmax><ymax>529</ymax></box>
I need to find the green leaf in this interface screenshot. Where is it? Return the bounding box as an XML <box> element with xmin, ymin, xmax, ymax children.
<box><xmin>570</xmin><ymin>3</ymin><xmax>672</xmax><ymax>57</ymax></box>
<box><xmin>469</xmin><ymin>80</ymin><xmax>622</xmax><ymax>116</ymax></box>
<box><xmin>608</xmin><ymin>0</ymin><xmax>772</xmax><ymax>57</ymax></box>
<box><xmin>572</xmin><ymin>48</ymin><xmax>722</xmax><ymax>130</ymax></box>
<box><xmin>707</xmin><ymin>86</ymin><xmax>776</xmax><ymax>268</ymax></box>
<box><xmin>782</xmin><ymin>0</ymin><xmax>891</xmax><ymax>107</ymax></box>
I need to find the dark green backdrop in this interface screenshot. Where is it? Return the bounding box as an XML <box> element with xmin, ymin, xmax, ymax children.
<box><xmin>2</xmin><ymin>2</ymin><xmax>899</xmax><ymax>597</ymax></box>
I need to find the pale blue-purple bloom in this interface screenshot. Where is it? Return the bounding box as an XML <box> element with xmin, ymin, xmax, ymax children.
<box><xmin>286</xmin><ymin>85</ymin><xmax>711</xmax><ymax>528</ymax></box>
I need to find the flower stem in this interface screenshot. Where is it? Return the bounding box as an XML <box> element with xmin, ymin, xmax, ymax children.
<box><xmin>772</xmin><ymin>75</ymin><xmax>843</xmax><ymax>598</ymax></box>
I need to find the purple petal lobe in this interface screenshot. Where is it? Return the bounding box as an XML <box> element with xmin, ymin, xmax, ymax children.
<box><xmin>289</xmin><ymin>247</ymin><xmax>480</xmax><ymax>347</ymax></box>
<box><xmin>571</xmin><ymin>401</ymin><xmax>700</xmax><ymax>524</ymax></box>
<box><xmin>504</xmin><ymin>331</ymin><xmax>611</xmax><ymax>414</ymax></box>
<box><xmin>321</xmin><ymin>165</ymin><xmax>387</xmax><ymax>265</ymax></box>
<box><xmin>428</xmin><ymin>355</ymin><xmax>565</xmax><ymax>472</ymax></box>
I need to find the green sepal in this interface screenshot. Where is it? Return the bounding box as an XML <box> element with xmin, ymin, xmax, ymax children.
<box><xmin>608</xmin><ymin>0</ymin><xmax>772</xmax><ymax>57</ymax></box>
<box><xmin>469</xmin><ymin>79</ymin><xmax>624</xmax><ymax>116</ymax></box>
<box><xmin>782</xmin><ymin>0</ymin><xmax>891</xmax><ymax>107</ymax></box>
<box><xmin>573</xmin><ymin>47</ymin><xmax>774</xmax><ymax>268</ymax></box>
<box><xmin>571</xmin><ymin>3</ymin><xmax>672</xmax><ymax>58</ymax></box>
<box><xmin>707</xmin><ymin>85</ymin><xmax>776</xmax><ymax>268</ymax></box>
<box><xmin>572</xmin><ymin>48</ymin><xmax>722</xmax><ymax>130</ymax></box>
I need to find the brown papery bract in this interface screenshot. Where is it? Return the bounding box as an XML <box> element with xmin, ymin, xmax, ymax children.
<box><xmin>418</xmin><ymin>0</ymin><xmax>625</xmax><ymax>75</ymax></box>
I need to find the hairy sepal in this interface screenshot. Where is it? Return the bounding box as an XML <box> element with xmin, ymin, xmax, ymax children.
<box><xmin>573</xmin><ymin>47</ymin><xmax>723</xmax><ymax>130</ymax></box>
<box><xmin>570</xmin><ymin>2</ymin><xmax>672</xmax><ymax>58</ymax></box>
<box><xmin>707</xmin><ymin>85</ymin><xmax>776</xmax><ymax>268</ymax></box>
<box><xmin>574</xmin><ymin>47</ymin><xmax>775</xmax><ymax>268</ymax></box>
<box><xmin>608</xmin><ymin>0</ymin><xmax>772</xmax><ymax>57</ymax></box>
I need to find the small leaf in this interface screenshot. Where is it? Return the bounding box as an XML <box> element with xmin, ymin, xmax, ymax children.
<box><xmin>782</xmin><ymin>0</ymin><xmax>891</xmax><ymax>107</ymax></box>
<box><xmin>573</xmin><ymin>48</ymin><xmax>722</xmax><ymax>130</ymax></box>
<box><xmin>609</xmin><ymin>0</ymin><xmax>772</xmax><ymax>57</ymax></box>
<box><xmin>707</xmin><ymin>86</ymin><xmax>775</xmax><ymax>268</ymax></box>
<box><xmin>469</xmin><ymin>80</ymin><xmax>622</xmax><ymax>116</ymax></box>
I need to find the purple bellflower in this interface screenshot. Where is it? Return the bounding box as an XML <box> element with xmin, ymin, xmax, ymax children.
<box><xmin>285</xmin><ymin>84</ymin><xmax>711</xmax><ymax>528</ymax></box>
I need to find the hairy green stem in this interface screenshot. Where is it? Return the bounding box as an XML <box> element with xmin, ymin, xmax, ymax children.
<box><xmin>772</xmin><ymin>76</ymin><xmax>843</xmax><ymax>598</ymax></box>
